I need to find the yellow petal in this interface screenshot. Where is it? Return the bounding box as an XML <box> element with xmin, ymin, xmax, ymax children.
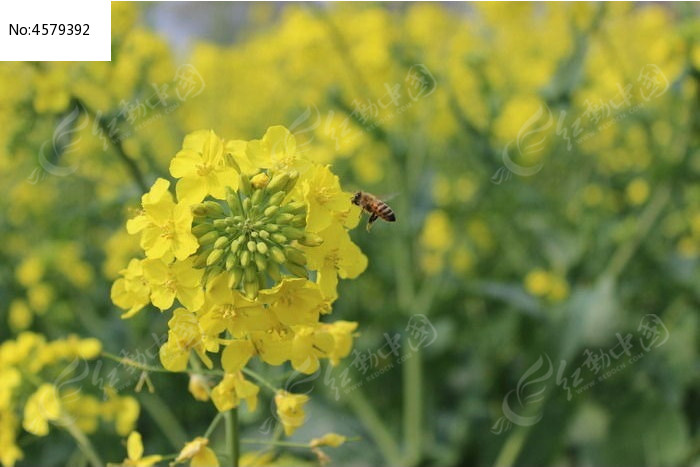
<box><xmin>159</xmin><ymin>340</ymin><xmax>189</xmax><ymax>371</ymax></box>
<box><xmin>127</xmin><ymin>431</ymin><xmax>143</xmax><ymax>461</ymax></box>
<box><xmin>170</xmin><ymin>149</ymin><xmax>201</xmax><ymax>179</ymax></box>
<box><xmin>176</xmin><ymin>176</ymin><xmax>209</xmax><ymax>205</ymax></box>
<box><xmin>221</xmin><ymin>340</ymin><xmax>254</xmax><ymax>373</ymax></box>
<box><xmin>192</xmin><ymin>447</ymin><xmax>219</xmax><ymax>467</ymax></box>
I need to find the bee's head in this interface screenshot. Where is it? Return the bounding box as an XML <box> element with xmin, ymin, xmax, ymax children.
<box><xmin>351</xmin><ymin>191</ymin><xmax>361</xmax><ymax>205</ymax></box>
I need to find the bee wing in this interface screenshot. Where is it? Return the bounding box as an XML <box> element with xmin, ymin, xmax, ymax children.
<box><xmin>378</xmin><ymin>192</ymin><xmax>400</xmax><ymax>202</ymax></box>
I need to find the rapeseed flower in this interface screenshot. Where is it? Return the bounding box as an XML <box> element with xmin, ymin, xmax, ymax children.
<box><xmin>275</xmin><ymin>390</ymin><xmax>309</xmax><ymax>436</ymax></box>
<box><xmin>115</xmin><ymin>126</ymin><xmax>366</xmax><ymax>440</ymax></box>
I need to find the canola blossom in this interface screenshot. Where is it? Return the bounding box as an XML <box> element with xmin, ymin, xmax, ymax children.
<box><xmin>113</xmin><ymin>125</ymin><xmax>367</xmax><ymax>436</ymax></box>
<box><xmin>0</xmin><ymin>2</ymin><xmax>696</xmax><ymax>466</ymax></box>
<box><xmin>0</xmin><ymin>334</ymin><xmax>138</xmax><ymax>467</ymax></box>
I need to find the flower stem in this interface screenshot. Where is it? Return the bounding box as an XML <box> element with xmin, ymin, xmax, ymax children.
<box><xmin>345</xmin><ymin>389</ymin><xmax>402</xmax><ymax>466</ymax></box>
<box><xmin>62</xmin><ymin>417</ymin><xmax>104</xmax><ymax>467</ymax></box>
<box><xmin>225</xmin><ymin>409</ymin><xmax>239</xmax><ymax>467</ymax></box>
<box><xmin>204</xmin><ymin>412</ymin><xmax>224</xmax><ymax>439</ymax></box>
<box><xmin>139</xmin><ymin>393</ymin><xmax>188</xmax><ymax>449</ymax></box>
<box><xmin>241</xmin><ymin>436</ymin><xmax>361</xmax><ymax>448</ymax></box>
<box><xmin>493</xmin><ymin>426</ymin><xmax>528</xmax><ymax>467</ymax></box>
<box><xmin>241</xmin><ymin>368</ymin><xmax>278</xmax><ymax>393</ymax></box>
<box><xmin>402</xmin><ymin>347</ymin><xmax>422</xmax><ymax>465</ymax></box>
<box><xmin>101</xmin><ymin>351</ymin><xmax>279</xmax><ymax>394</ymax></box>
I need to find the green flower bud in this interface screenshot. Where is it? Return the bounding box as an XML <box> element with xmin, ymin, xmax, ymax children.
<box><xmin>283</xmin><ymin>201</ymin><xmax>306</xmax><ymax>213</ymax></box>
<box><xmin>240</xmin><ymin>250</ymin><xmax>250</xmax><ymax>267</ymax></box>
<box><xmin>290</xmin><ymin>215</ymin><xmax>306</xmax><ymax>228</ymax></box>
<box><xmin>197</xmin><ymin>201</ymin><xmax>224</xmax><ymax>217</ymax></box>
<box><xmin>226</xmin><ymin>188</ymin><xmax>242</xmax><ymax>214</ymax></box>
<box><xmin>198</xmin><ymin>231</ymin><xmax>219</xmax><ymax>246</ymax></box>
<box><xmin>268</xmin><ymin>191</ymin><xmax>286</xmax><ymax>206</ymax></box>
<box><xmin>270</xmin><ymin>246</ymin><xmax>286</xmax><ymax>264</ymax></box>
<box><xmin>285</xmin><ymin>247</ymin><xmax>307</xmax><ymax>266</ymax></box>
<box><xmin>191</xmin><ymin>204</ymin><xmax>208</xmax><ymax>217</ymax></box>
<box><xmin>244</xmin><ymin>279</ymin><xmax>259</xmax><ymax>299</ymax></box>
<box><xmin>214</xmin><ymin>236</ymin><xmax>230</xmax><ymax>249</ymax></box>
<box><xmin>283</xmin><ymin>170</ymin><xmax>299</xmax><ymax>192</ymax></box>
<box><xmin>225</xmin><ymin>252</ymin><xmax>237</xmax><ymax>271</ymax></box>
<box><xmin>280</xmin><ymin>227</ymin><xmax>304</xmax><ymax>240</ymax></box>
<box><xmin>244</xmin><ymin>265</ymin><xmax>257</xmax><ymax>282</ymax></box>
<box><xmin>206</xmin><ymin>248</ymin><xmax>224</xmax><ymax>266</ymax></box>
<box><xmin>286</xmin><ymin>262</ymin><xmax>308</xmax><ymax>278</ymax></box>
<box><xmin>264</xmin><ymin>205</ymin><xmax>279</xmax><ymax>217</ymax></box>
<box><xmin>213</xmin><ymin>218</ymin><xmax>229</xmax><ymax>229</ymax></box>
<box><xmin>204</xmin><ymin>266</ymin><xmax>223</xmax><ymax>286</ymax></box>
<box><xmin>228</xmin><ymin>267</ymin><xmax>243</xmax><ymax>288</ymax></box>
<box><xmin>298</xmin><ymin>233</ymin><xmax>324</xmax><ymax>247</ymax></box>
<box><xmin>254</xmin><ymin>252</ymin><xmax>267</xmax><ymax>271</ymax></box>
<box><xmin>240</xmin><ymin>173</ymin><xmax>252</xmax><ymax>197</ymax></box>
<box><xmin>192</xmin><ymin>223</ymin><xmax>214</xmax><ymax>236</ymax></box>
<box><xmin>266</xmin><ymin>172</ymin><xmax>290</xmax><ymax>193</ymax></box>
<box><xmin>193</xmin><ymin>248</ymin><xmax>212</xmax><ymax>268</ymax></box>
<box><xmin>267</xmin><ymin>261</ymin><xmax>282</xmax><ymax>281</ymax></box>
<box><xmin>251</xmin><ymin>188</ymin><xmax>264</xmax><ymax>206</ymax></box>
<box><xmin>190</xmin><ymin>164</ymin><xmax>315</xmax><ymax>294</ymax></box>
<box><xmin>230</xmin><ymin>237</ymin><xmax>243</xmax><ymax>253</ymax></box>
<box><xmin>275</xmin><ymin>213</ymin><xmax>294</xmax><ymax>224</ymax></box>
<box><xmin>271</xmin><ymin>233</ymin><xmax>287</xmax><ymax>243</ymax></box>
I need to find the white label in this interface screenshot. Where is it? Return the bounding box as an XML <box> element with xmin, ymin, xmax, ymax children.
<box><xmin>0</xmin><ymin>0</ymin><xmax>110</xmax><ymax>61</ymax></box>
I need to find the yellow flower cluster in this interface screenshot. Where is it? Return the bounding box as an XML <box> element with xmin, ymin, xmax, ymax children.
<box><xmin>0</xmin><ymin>333</ymin><xmax>138</xmax><ymax>467</ymax></box>
<box><xmin>524</xmin><ymin>269</ymin><xmax>570</xmax><ymax>303</ymax></box>
<box><xmin>113</xmin><ymin>126</ymin><xmax>366</xmax><ymax>434</ymax></box>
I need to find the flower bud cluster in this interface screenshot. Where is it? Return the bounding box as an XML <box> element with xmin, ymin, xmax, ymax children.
<box><xmin>190</xmin><ymin>170</ymin><xmax>321</xmax><ymax>299</ymax></box>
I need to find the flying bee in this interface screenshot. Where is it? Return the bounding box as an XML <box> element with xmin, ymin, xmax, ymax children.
<box><xmin>351</xmin><ymin>191</ymin><xmax>396</xmax><ymax>231</ymax></box>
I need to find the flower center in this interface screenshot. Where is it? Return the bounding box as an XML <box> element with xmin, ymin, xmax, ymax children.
<box><xmin>196</xmin><ymin>163</ymin><xmax>214</xmax><ymax>177</ymax></box>
<box><xmin>165</xmin><ymin>278</ymin><xmax>177</xmax><ymax>292</ymax></box>
<box><xmin>222</xmin><ymin>304</ymin><xmax>236</xmax><ymax>319</ymax></box>
<box><xmin>189</xmin><ymin>170</ymin><xmax>319</xmax><ymax>299</ymax></box>
<box><xmin>315</xmin><ymin>187</ymin><xmax>333</xmax><ymax>205</ymax></box>
<box><xmin>161</xmin><ymin>220</ymin><xmax>175</xmax><ymax>239</ymax></box>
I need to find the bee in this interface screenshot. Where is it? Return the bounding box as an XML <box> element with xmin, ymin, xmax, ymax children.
<box><xmin>351</xmin><ymin>191</ymin><xmax>396</xmax><ymax>231</ymax></box>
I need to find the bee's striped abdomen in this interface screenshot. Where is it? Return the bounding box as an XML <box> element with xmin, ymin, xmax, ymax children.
<box><xmin>374</xmin><ymin>201</ymin><xmax>396</xmax><ymax>222</ymax></box>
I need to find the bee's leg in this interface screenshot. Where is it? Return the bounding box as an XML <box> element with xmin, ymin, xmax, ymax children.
<box><xmin>366</xmin><ymin>213</ymin><xmax>378</xmax><ymax>231</ymax></box>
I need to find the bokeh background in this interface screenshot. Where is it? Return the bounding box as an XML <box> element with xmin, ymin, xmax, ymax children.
<box><xmin>1</xmin><ymin>2</ymin><xmax>699</xmax><ymax>466</ymax></box>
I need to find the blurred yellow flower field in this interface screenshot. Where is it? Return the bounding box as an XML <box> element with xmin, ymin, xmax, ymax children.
<box><xmin>0</xmin><ymin>2</ymin><xmax>698</xmax><ymax>466</ymax></box>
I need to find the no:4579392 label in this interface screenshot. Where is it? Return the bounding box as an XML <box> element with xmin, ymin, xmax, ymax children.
<box><xmin>10</xmin><ymin>23</ymin><xmax>90</xmax><ymax>36</ymax></box>
<box><xmin>0</xmin><ymin>0</ymin><xmax>109</xmax><ymax>61</ymax></box>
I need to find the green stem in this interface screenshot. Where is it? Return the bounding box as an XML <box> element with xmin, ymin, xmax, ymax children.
<box><xmin>402</xmin><ymin>347</ymin><xmax>422</xmax><ymax>466</ymax></box>
<box><xmin>100</xmin><ymin>351</ymin><xmax>278</xmax><ymax>393</ymax></box>
<box><xmin>204</xmin><ymin>412</ymin><xmax>224</xmax><ymax>439</ymax></box>
<box><xmin>139</xmin><ymin>393</ymin><xmax>188</xmax><ymax>449</ymax></box>
<box><xmin>493</xmin><ymin>426</ymin><xmax>528</xmax><ymax>467</ymax></box>
<box><xmin>345</xmin><ymin>389</ymin><xmax>403</xmax><ymax>466</ymax></box>
<box><xmin>62</xmin><ymin>417</ymin><xmax>104</xmax><ymax>467</ymax></box>
<box><xmin>75</xmin><ymin>98</ymin><xmax>149</xmax><ymax>193</ymax></box>
<box><xmin>241</xmin><ymin>368</ymin><xmax>278</xmax><ymax>393</ymax></box>
<box><xmin>604</xmin><ymin>184</ymin><xmax>671</xmax><ymax>279</ymax></box>
<box><xmin>225</xmin><ymin>409</ymin><xmax>239</xmax><ymax>467</ymax></box>
<box><xmin>241</xmin><ymin>436</ymin><xmax>361</xmax><ymax>448</ymax></box>
<box><xmin>241</xmin><ymin>439</ymin><xmax>311</xmax><ymax>448</ymax></box>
